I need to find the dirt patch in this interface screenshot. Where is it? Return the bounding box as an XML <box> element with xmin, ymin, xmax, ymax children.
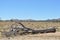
<box><xmin>0</xmin><ymin>32</ymin><xmax>60</xmax><ymax>40</ymax></box>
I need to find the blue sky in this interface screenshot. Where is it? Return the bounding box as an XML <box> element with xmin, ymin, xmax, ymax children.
<box><xmin>0</xmin><ymin>0</ymin><xmax>60</xmax><ymax>20</ymax></box>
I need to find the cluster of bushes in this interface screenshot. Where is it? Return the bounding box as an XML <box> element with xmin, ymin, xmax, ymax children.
<box><xmin>0</xmin><ymin>18</ymin><xmax>60</xmax><ymax>22</ymax></box>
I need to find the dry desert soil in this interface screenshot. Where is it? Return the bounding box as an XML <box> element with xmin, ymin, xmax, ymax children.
<box><xmin>0</xmin><ymin>32</ymin><xmax>60</xmax><ymax>40</ymax></box>
<box><xmin>0</xmin><ymin>22</ymin><xmax>60</xmax><ymax>40</ymax></box>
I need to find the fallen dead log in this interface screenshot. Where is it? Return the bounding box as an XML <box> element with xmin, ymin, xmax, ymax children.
<box><xmin>14</xmin><ymin>22</ymin><xmax>56</xmax><ymax>35</ymax></box>
<box><xmin>31</xmin><ymin>27</ymin><xmax>56</xmax><ymax>34</ymax></box>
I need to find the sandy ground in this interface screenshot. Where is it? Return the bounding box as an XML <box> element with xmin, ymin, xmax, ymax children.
<box><xmin>0</xmin><ymin>32</ymin><xmax>60</xmax><ymax>40</ymax></box>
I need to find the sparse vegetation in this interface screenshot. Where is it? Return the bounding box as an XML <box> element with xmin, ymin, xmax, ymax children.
<box><xmin>0</xmin><ymin>20</ymin><xmax>60</xmax><ymax>40</ymax></box>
